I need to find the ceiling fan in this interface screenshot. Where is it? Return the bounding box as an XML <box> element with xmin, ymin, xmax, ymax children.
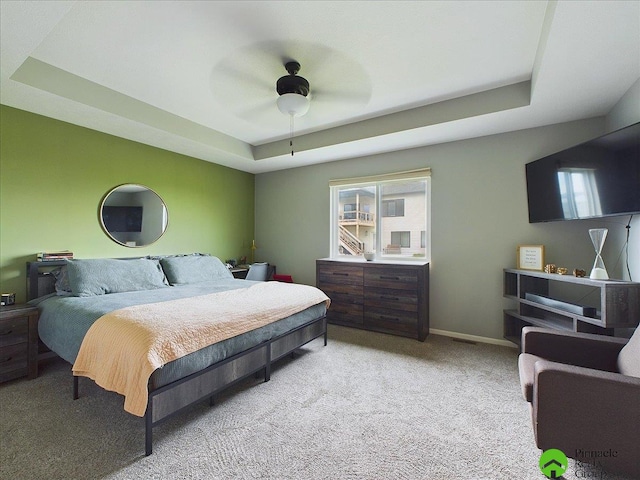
<box><xmin>209</xmin><ymin>41</ymin><xmax>372</xmax><ymax>151</ymax></box>
<box><xmin>275</xmin><ymin>61</ymin><xmax>311</xmax><ymax>155</ymax></box>
<box><xmin>276</xmin><ymin>61</ymin><xmax>311</xmax><ymax>118</ymax></box>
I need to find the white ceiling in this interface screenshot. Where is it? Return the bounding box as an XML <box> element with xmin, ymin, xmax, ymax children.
<box><xmin>1</xmin><ymin>1</ymin><xmax>639</xmax><ymax>174</ymax></box>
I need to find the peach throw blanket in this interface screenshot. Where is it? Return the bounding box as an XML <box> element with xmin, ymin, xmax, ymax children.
<box><xmin>73</xmin><ymin>282</ymin><xmax>330</xmax><ymax>417</ymax></box>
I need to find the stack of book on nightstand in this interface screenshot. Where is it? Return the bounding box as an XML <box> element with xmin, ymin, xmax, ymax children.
<box><xmin>36</xmin><ymin>250</ymin><xmax>74</xmax><ymax>261</ymax></box>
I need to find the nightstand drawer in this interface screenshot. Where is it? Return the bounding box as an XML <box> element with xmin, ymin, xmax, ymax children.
<box><xmin>0</xmin><ymin>342</ymin><xmax>28</xmax><ymax>380</ymax></box>
<box><xmin>0</xmin><ymin>317</ymin><xmax>29</xmax><ymax>348</ymax></box>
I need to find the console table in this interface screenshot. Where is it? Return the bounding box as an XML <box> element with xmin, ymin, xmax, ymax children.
<box><xmin>503</xmin><ymin>268</ymin><xmax>640</xmax><ymax>346</ymax></box>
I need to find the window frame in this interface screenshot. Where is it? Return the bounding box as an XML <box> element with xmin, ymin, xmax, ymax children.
<box><xmin>329</xmin><ymin>169</ymin><xmax>431</xmax><ymax>262</ymax></box>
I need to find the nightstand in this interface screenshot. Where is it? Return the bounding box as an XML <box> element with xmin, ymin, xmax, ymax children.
<box><xmin>0</xmin><ymin>304</ymin><xmax>39</xmax><ymax>383</ymax></box>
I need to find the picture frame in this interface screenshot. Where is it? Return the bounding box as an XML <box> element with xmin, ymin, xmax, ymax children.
<box><xmin>517</xmin><ymin>245</ymin><xmax>545</xmax><ymax>271</ymax></box>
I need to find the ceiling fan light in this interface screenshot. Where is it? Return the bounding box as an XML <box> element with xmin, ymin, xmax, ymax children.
<box><xmin>277</xmin><ymin>93</ymin><xmax>310</xmax><ymax>117</ymax></box>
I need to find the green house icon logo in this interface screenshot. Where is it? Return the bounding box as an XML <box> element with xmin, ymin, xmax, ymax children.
<box><xmin>539</xmin><ymin>449</ymin><xmax>568</xmax><ymax>478</ymax></box>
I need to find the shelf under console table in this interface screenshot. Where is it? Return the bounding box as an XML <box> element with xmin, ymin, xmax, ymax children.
<box><xmin>503</xmin><ymin>268</ymin><xmax>640</xmax><ymax>347</ymax></box>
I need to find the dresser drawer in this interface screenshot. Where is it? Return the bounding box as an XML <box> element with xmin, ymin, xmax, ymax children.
<box><xmin>365</xmin><ymin>288</ymin><xmax>418</xmax><ymax>312</ymax></box>
<box><xmin>327</xmin><ymin>302</ymin><xmax>364</xmax><ymax>325</ymax></box>
<box><xmin>318</xmin><ymin>264</ymin><xmax>364</xmax><ymax>286</ymax></box>
<box><xmin>0</xmin><ymin>342</ymin><xmax>29</xmax><ymax>380</ymax></box>
<box><xmin>364</xmin><ymin>267</ymin><xmax>418</xmax><ymax>291</ymax></box>
<box><xmin>364</xmin><ymin>307</ymin><xmax>418</xmax><ymax>335</ymax></box>
<box><xmin>321</xmin><ymin>283</ymin><xmax>364</xmax><ymax>305</ymax></box>
<box><xmin>0</xmin><ymin>316</ymin><xmax>29</xmax><ymax>348</ymax></box>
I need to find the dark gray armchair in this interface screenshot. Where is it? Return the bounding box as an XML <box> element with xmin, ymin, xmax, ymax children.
<box><xmin>518</xmin><ymin>326</ymin><xmax>640</xmax><ymax>478</ymax></box>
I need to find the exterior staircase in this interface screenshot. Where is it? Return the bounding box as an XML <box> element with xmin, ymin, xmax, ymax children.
<box><xmin>339</xmin><ymin>225</ymin><xmax>364</xmax><ymax>255</ymax></box>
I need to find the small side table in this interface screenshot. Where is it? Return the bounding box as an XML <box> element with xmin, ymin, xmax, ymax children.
<box><xmin>0</xmin><ymin>304</ymin><xmax>39</xmax><ymax>383</ymax></box>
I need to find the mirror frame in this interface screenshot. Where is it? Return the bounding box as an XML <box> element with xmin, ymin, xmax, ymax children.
<box><xmin>99</xmin><ymin>184</ymin><xmax>168</xmax><ymax>248</ymax></box>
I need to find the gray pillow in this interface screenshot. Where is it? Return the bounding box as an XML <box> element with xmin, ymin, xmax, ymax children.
<box><xmin>66</xmin><ymin>258</ymin><xmax>168</xmax><ymax>297</ymax></box>
<box><xmin>160</xmin><ymin>255</ymin><xmax>233</xmax><ymax>285</ymax></box>
<box><xmin>51</xmin><ymin>266</ymin><xmax>72</xmax><ymax>296</ymax></box>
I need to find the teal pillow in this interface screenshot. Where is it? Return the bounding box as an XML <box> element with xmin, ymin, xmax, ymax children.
<box><xmin>159</xmin><ymin>255</ymin><xmax>232</xmax><ymax>285</ymax></box>
<box><xmin>66</xmin><ymin>258</ymin><xmax>168</xmax><ymax>297</ymax></box>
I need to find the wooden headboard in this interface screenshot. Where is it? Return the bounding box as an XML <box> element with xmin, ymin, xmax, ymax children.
<box><xmin>26</xmin><ymin>260</ymin><xmax>67</xmax><ymax>301</ymax></box>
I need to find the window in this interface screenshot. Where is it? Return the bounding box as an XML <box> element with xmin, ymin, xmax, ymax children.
<box><xmin>382</xmin><ymin>199</ymin><xmax>405</xmax><ymax>217</ymax></box>
<box><xmin>329</xmin><ymin>169</ymin><xmax>431</xmax><ymax>261</ymax></box>
<box><xmin>390</xmin><ymin>231</ymin><xmax>410</xmax><ymax>247</ymax></box>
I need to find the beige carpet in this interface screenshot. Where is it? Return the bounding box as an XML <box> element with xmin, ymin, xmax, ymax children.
<box><xmin>0</xmin><ymin>325</ymin><xmax>634</xmax><ymax>480</ymax></box>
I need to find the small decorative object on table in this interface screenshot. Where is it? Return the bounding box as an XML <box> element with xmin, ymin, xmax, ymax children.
<box><xmin>363</xmin><ymin>252</ymin><xmax>375</xmax><ymax>261</ymax></box>
<box><xmin>589</xmin><ymin>228</ymin><xmax>609</xmax><ymax>280</ymax></box>
<box><xmin>0</xmin><ymin>293</ymin><xmax>15</xmax><ymax>306</ymax></box>
<box><xmin>517</xmin><ymin>245</ymin><xmax>545</xmax><ymax>271</ymax></box>
<box><xmin>544</xmin><ymin>264</ymin><xmax>557</xmax><ymax>274</ymax></box>
<box><xmin>573</xmin><ymin>269</ymin><xmax>586</xmax><ymax>278</ymax></box>
<box><xmin>556</xmin><ymin>267</ymin><xmax>568</xmax><ymax>275</ymax></box>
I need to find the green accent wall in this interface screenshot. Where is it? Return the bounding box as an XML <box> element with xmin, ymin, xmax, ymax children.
<box><xmin>0</xmin><ymin>106</ymin><xmax>255</xmax><ymax>302</ymax></box>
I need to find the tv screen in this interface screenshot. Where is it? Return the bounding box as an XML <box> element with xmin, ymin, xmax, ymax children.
<box><xmin>526</xmin><ymin>122</ymin><xmax>640</xmax><ymax>223</ymax></box>
<box><xmin>102</xmin><ymin>206</ymin><xmax>143</xmax><ymax>232</ymax></box>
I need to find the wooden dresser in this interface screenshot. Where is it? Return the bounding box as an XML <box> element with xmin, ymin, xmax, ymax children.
<box><xmin>316</xmin><ymin>258</ymin><xmax>429</xmax><ymax>341</ymax></box>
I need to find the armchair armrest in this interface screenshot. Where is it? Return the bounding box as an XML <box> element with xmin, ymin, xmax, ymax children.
<box><xmin>532</xmin><ymin>360</ymin><xmax>640</xmax><ymax>477</ymax></box>
<box><xmin>521</xmin><ymin>326</ymin><xmax>627</xmax><ymax>372</ymax></box>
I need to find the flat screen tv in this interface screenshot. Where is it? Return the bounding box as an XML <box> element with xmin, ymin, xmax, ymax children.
<box><xmin>102</xmin><ymin>206</ymin><xmax>143</xmax><ymax>232</ymax></box>
<box><xmin>526</xmin><ymin>122</ymin><xmax>640</xmax><ymax>223</ymax></box>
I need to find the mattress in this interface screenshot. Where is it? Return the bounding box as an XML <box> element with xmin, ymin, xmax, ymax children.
<box><xmin>31</xmin><ymin>278</ymin><xmax>327</xmax><ymax>389</ymax></box>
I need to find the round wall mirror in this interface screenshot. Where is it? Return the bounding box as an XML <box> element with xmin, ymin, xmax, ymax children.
<box><xmin>99</xmin><ymin>184</ymin><xmax>168</xmax><ymax>247</ymax></box>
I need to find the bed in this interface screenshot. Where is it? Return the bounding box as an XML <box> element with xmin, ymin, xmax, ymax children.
<box><xmin>27</xmin><ymin>254</ymin><xmax>329</xmax><ymax>455</ymax></box>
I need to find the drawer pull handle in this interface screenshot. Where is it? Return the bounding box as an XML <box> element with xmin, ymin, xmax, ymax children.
<box><xmin>380</xmin><ymin>296</ymin><xmax>399</xmax><ymax>301</ymax></box>
<box><xmin>0</xmin><ymin>329</ymin><xmax>12</xmax><ymax>336</ymax></box>
<box><xmin>0</xmin><ymin>356</ymin><xmax>12</xmax><ymax>363</ymax></box>
<box><xmin>332</xmin><ymin>272</ymin><xmax>349</xmax><ymax>276</ymax></box>
<box><xmin>380</xmin><ymin>316</ymin><xmax>400</xmax><ymax>322</ymax></box>
<box><xmin>380</xmin><ymin>276</ymin><xmax>400</xmax><ymax>280</ymax></box>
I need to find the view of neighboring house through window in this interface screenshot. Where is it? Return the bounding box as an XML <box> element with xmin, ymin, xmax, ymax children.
<box><xmin>329</xmin><ymin>169</ymin><xmax>431</xmax><ymax>261</ymax></box>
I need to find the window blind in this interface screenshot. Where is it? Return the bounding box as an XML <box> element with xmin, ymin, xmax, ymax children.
<box><xmin>328</xmin><ymin>168</ymin><xmax>431</xmax><ymax>187</ymax></box>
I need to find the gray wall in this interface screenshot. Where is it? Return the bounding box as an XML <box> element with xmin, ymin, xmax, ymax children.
<box><xmin>255</xmin><ymin>112</ymin><xmax>639</xmax><ymax>341</ymax></box>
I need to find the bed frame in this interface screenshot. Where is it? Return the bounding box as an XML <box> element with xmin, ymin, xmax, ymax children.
<box><xmin>27</xmin><ymin>260</ymin><xmax>327</xmax><ymax>456</ymax></box>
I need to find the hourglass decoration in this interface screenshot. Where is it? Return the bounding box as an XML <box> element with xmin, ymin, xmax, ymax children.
<box><xmin>589</xmin><ymin>228</ymin><xmax>609</xmax><ymax>280</ymax></box>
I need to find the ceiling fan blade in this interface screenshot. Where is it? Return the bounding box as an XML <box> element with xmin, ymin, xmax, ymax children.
<box><xmin>211</xmin><ymin>65</ymin><xmax>271</xmax><ymax>92</ymax></box>
<box><xmin>312</xmin><ymin>87</ymin><xmax>371</xmax><ymax>106</ymax></box>
<box><xmin>235</xmin><ymin>98</ymin><xmax>276</xmax><ymax>120</ymax></box>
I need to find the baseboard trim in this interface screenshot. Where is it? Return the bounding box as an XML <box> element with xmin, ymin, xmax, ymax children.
<box><xmin>430</xmin><ymin>329</ymin><xmax>517</xmax><ymax>348</ymax></box>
